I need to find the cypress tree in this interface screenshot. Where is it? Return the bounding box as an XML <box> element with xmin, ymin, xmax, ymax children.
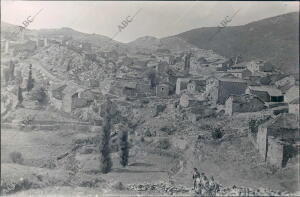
<box><xmin>119</xmin><ymin>130</ymin><xmax>129</xmax><ymax>167</ymax></box>
<box><xmin>17</xmin><ymin>86</ymin><xmax>23</xmax><ymax>105</ymax></box>
<box><xmin>26</xmin><ymin>64</ymin><xmax>34</xmax><ymax>92</ymax></box>
<box><xmin>99</xmin><ymin>98</ymin><xmax>113</xmax><ymax>173</ymax></box>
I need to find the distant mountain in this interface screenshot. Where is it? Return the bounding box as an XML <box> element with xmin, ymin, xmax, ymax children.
<box><xmin>128</xmin><ymin>35</ymin><xmax>196</xmax><ymax>52</ymax></box>
<box><xmin>0</xmin><ymin>22</ymin><xmax>126</xmax><ymax>52</ymax></box>
<box><xmin>173</xmin><ymin>12</ymin><xmax>299</xmax><ymax>74</ymax></box>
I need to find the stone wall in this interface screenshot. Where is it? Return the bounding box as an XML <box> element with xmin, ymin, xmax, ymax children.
<box><xmin>257</xmin><ymin>127</ymin><xmax>268</xmax><ymax>161</ymax></box>
<box><xmin>267</xmin><ymin>137</ymin><xmax>283</xmax><ymax>167</ymax></box>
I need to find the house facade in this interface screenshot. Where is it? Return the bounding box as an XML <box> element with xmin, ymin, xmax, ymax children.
<box><xmin>257</xmin><ymin>113</ymin><xmax>299</xmax><ymax>167</ymax></box>
<box><xmin>156</xmin><ymin>83</ymin><xmax>169</xmax><ymax>98</ymax></box>
<box><xmin>225</xmin><ymin>94</ymin><xmax>266</xmax><ymax>115</ymax></box>
<box><xmin>206</xmin><ymin>77</ymin><xmax>248</xmax><ymax>105</ymax></box>
<box><xmin>246</xmin><ymin>60</ymin><xmax>275</xmax><ymax>73</ymax></box>
<box><xmin>288</xmin><ymin>98</ymin><xmax>299</xmax><ymax>116</ymax></box>
<box><xmin>246</xmin><ymin>86</ymin><xmax>283</xmax><ymax>102</ymax></box>
<box><xmin>284</xmin><ymin>85</ymin><xmax>299</xmax><ymax>103</ymax></box>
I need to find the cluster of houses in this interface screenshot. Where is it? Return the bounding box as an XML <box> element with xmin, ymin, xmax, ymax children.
<box><xmin>3</xmin><ymin>29</ymin><xmax>298</xmax><ymax>169</ymax></box>
<box><xmin>113</xmin><ymin>52</ymin><xmax>299</xmax><ymax>168</ymax></box>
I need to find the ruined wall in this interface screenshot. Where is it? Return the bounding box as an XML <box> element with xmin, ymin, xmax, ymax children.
<box><xmin>176</xmin><ymin>78</ymin><xmax>189</xmax><ymax>95</ymax></box>
<box><xmin>225</xmin><ymin>97</ymin><xmax>233</xmax><ymax>115</ymax></box>
<box><xmin>62</xmin><ymin>96</ymin><xmax>73</xmax><ymax>113</ymax></box>
<box><xmin>257</xmin><ymin>127</ymin><xmax>268</xmax><ymax>161</ymax></box>
<box><xmin>232</xmin><ymin>98</ymin><xmax>265</xmax><ymax>114</ymax></box>
<box><xmin>267</xmin><ymin>137</ymin><xmax>283</xmax><ymax>167</ymax></box>
<box><xmin>289</xmin><ymin>104</ymin><xmax>299</xmax><ymax>116</ymax></box>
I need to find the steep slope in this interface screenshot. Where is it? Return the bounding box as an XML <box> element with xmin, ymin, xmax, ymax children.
<box><xmin>174</xmin><ymin>12</ymin><xmax>299</xmax><ymax>74</ymax></box>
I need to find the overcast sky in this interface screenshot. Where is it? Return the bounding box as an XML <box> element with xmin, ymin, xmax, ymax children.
<box><xmin>1</xmin><ymin>1</ymin><xmax>299</xmax><ymax>43</ymax></box>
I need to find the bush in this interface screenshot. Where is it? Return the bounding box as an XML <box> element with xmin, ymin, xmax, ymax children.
<box><xmin>154</xmin><ymin>104</ymin><xmax>166</xmax><ymax>117</ymax></box>
<box><xmin>9</xmin><ymin>152</ymin><xmax>24</xmax><ymax>164</ymax></box>
<box><xmin>42</xmin><ymin>159</ymin><xmax>56</xmax><ymax>169</ymax></box>
<box><xmin>157</xmin><ymin>139</ymin><xmax>171</xmax><ymax>150</ymax></box>
<box><xmin>248</xmin><ymin>117</ymin><xmax>271</xmax><ymax>134</ymax></box>
<box><xmin>211</xmin><ymin>128</ymin><xmax>223</xmax><ymax>139</ymax></box>
<box><xmin>28</xmin><ymin>86</ymin><xmax>47</xmax><ymax>103</ymax></box>
<box><xmin>20</xmin><ymin>115</ymin><xmax>34</xmax><ymax>125</ymax></box>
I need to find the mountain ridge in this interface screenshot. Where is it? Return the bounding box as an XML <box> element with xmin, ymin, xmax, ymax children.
<box><xmin>172</xmin><ymin>12</ymin><xmax>299</xmax><ymax>74</ymax></box>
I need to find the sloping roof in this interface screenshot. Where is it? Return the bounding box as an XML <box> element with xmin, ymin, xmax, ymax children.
<box><xmin>230</xmin><ymin>94</ymin><xmax>265</xmax><ymax>104</ymax></box>
<box><xmin>260</xmin><ymin>113</ymin><xmax>299</xmax><ymax>130</ymax></box>
<box><xmin>289</xmin><ymin>97</ymin><xmax>300</xmax><ymax>104</ymax></box>
<box><xmin>62</xmin><ymin>85</ymin><xmax>83</xmax><ymax>96</ymax></box>
<box><xmin>230</xmin><ymin>62</ymin><xmax>248</xmax><ymax>68</ymax></box>
<box><xmin>248</xmin><ymin>86</ymin><xmax>282</xmax><ymax>96</ymax></box>
<box><xmin>123</xmin><ymin>82</ymin><xmax>137</xmax><ymax>89</ymax></box>
<box><xmin>219</xmin><ymin>77</ymin><xmax>246</xmax><ymax>83</ymax></box>
<box><xmin>49</xmin><ymin>83</ymin><xmax>67</xmax><ymax>91</ymax></box>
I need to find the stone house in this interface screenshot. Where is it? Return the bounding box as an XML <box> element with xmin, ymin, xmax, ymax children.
<box><xmin>275</xmin><ymin>76</ymin><xmax>295</xmax><ymax>89</ymax></box>
<box><xmin>156</xmin><ymin>83</ymin><xmax>170</xmax><ymax>98</ymax></box>
<box><xmin>225</xmin><ymin>94</ymin><xmax>266</xmax><ymax>115</ymax></box>
<box><xmin>176</xmin><ymin>77</ymin><xmax>206</xmax><ymax>95</ymax></box>
<box><xmin>62</xmin><ymin>86</ymin><xmax>88</xmax><ymax>113</ymax></box>
<box><xmin>176</xmin><ymin>78</ymin><xmax>191</xmax><ymax>95</ymax></box>
<box><xmin>229</xmin><ymin>62</ymin><xmax>247</xmax><ymax>70</ymax></box>
<box><xmin>49</xmin><ymin>84</ymin><xmax>92</xmax><ymax>113</ymax></box>
<box><xmin>156</xmin><ymin>61</ymin><xmax>169</xmax><ymax>73</ymax></box>
<box><xmin>179</xmin><ymin>93</ymin><xmax>207</xmax><ymax>108</ymax></box>
<box><xmin>246</xmin><ymin>86</ymin><xmax>283</xmax><ymax>102</ymax></box>
<box><xmin>226</xmin><ymin>69</ymin><xmax>252</xmax><ymax>79</ymax></box>
<box><xmin>122</xmin><ymin>79</ymin><xmax>154</xmax><ymax>98</ymax></box>
<box><xmin>206</xmin><ymin>77</ymin><xmax>248</xmax><ymax>105</ymax></box>
<box><xmin>48</xmin><ymin>83</ymin><xmax>67</xmax><ymax>110</ymax></box>
<box><xmin>122</xmin><ymin>82</ymin><xmax>138</xmax><ymax>97</ymax></box>
<box><xmin>284</xmin><ymin>85</ymin><xmax>299</xmax><ymax>103</ymax></box>
<box><xmin>257</xmin><ymin>113</ymin><xmax>299</xmax><ymax>167</ymax></box>
<box><xmin>186</xmin><ymin>78</ymin><xmax>206</xmax><ymax>94</ymax></box>
<box><xmin>246</xmin><ymin>60</ymin><xmax>275</xmax><ymax>73</ymax></box>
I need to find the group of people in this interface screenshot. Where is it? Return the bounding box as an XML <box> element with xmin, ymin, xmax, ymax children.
<box><xmin>192</xmin><ymin>168</ymin><xmax>219</xmax><ymax>196</ymax></box>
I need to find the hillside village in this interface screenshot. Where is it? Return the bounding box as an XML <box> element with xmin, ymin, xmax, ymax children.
<box><xmin>1</xmin><ymin>12</ymin><xmax>299</xmax><ymax>197</ymax></box>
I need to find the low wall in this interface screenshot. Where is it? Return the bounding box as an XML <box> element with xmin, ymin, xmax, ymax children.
<box><xmin>1</xmin><ymin>122</ymin><xmax>91</xmax><ymax>132</ymax></box>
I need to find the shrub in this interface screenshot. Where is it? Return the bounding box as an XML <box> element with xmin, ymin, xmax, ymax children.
<box><xmin>157</xmin><ymin>139</ymin><xmax>171</xmax><ymax>150</ymax></box>
<box><xmin>28</xmin><ymin>86</ymin><xmax>46</xmax><ymax>103</ymax></box>
<box><xmin>42</xmin><ymin>159</ymin><xmax>56</xmax><ymax>169</ymax></box>
<box><xmin>9</xmin><ymin>151</ymin><xmax>24</xmax><ymax>164</ymax></box>
<box><xmin>211</xmin><ymin>128</ymin><xmax>223</xmax><ymax>139</ymax></box>
<box><xmin>65</xmin><ymin>155</ymin><xmax>80</xmax><ymax>174</ymax></box>
<box><xmin>154</xmin><ymin>104</ymin><xmax>166</xmax><ymax>117</ymax></box>
<box><xmin>20</xmin><ymin>115</ymin><xmax>34</xmax><ymax>125</ymax></box>
<box><xmin>248</xmin><ymin>117</ymin><xmax>271</xmax><ymax>134</ymax></box>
